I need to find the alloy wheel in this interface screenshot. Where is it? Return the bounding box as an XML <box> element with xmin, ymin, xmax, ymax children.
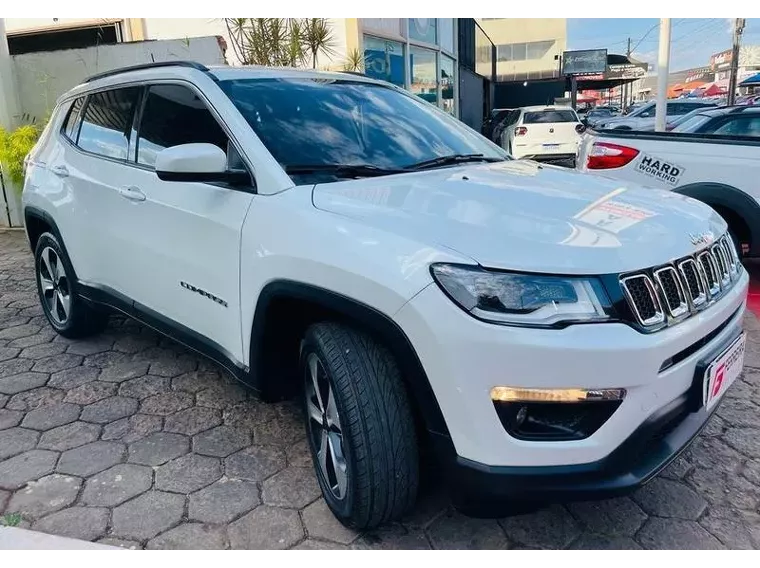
<box><xmin>305</xmin><ymin>352</ymin><xmax>348</xmax><ymax>500</ymax></box>
<box><xmin>39</xmin><ymin>246</ymin><xmax>71</xmax><ymax>325</ymax></box>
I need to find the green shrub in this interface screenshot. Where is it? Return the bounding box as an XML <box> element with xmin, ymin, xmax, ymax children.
<box><xmin>0</xmin><ymin>123</ymin><xmax>42</xmax><ymax>191</ymax></box>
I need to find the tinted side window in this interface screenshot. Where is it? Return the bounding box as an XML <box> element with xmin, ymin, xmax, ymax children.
<box><xmin>78</xmin><ymin>88</ymin><xmax>141</xmax><ymax>160</ymax></box>
<box><xmin>711</xmin><ymin>116</ymin><xmax>760</xmax><ymax>137</ymax></box>
<box><xmin>137</xmin><ymin>85</ymin><xmax>229</xmax><ymax>168</ymax></box>
<box><xmin>62</xmin><ymin>97</ymin><xmax>85</xmax><ymax>142</ymax></box>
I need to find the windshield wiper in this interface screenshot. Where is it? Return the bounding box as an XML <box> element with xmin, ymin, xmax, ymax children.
<box><xmin>284</xmin><ymin>164</ymin><xmax>405</xmax><ymax>178</ymax></box>
<box><xmin>404</xmin><ymin>153</ymin><xmax>504</xmax><ymax>171</ymax></box>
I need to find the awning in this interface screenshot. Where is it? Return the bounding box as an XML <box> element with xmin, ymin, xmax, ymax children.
<box><xmin>570</xmin><ymin>53</ymin><xmax>649</xmax><ymax>91</ymax></box>
<box><xmin>740</xmin><ymin>72</ymin><xmax>760</xmax><ymax>86</ymax></box>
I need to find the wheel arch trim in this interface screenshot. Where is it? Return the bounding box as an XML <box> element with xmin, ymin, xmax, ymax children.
<box><xmin>248</xmin><ymin>279</ymin><xmax>452</xmax><ymax>439</ymax></box>
<box><xmin>23</xmin><ymin>205</ymin><xmax>80</xmax><ymax>280</ymax></box>
<box><xmin>673</xmin><ymin>182</ymin><xmax>760</xmax><ymax>255</ymax></box>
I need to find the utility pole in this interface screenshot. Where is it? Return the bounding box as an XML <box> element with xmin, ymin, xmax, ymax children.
<box><xmin>655</xmin><ymin>18</ymin><xmax>671</xmax><ymax>132</ymax></box>
<box><xmin>623</xmin><ymin>37</ymin><xmax>631</xmax><ymax>109</ymax></box>
<box><xmin>727</xmin><ymin>18</ymin><xmax>745</xmax><ymax>106</ymax></box>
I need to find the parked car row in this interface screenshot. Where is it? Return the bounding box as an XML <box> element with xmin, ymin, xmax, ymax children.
<box><xmin>592</xmin><ymin>99</ymin><xmax>719</xmax><ymax>131</ymax></box>
<box><xmin>21</xmin><ymin>61</ymin><xmax>751</xmax><ymax>531</ymax></box>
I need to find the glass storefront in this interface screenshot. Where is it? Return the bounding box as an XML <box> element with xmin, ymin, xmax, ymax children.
<box><xmin>363</xmin><ymin>36</ymin><xmax>405</xmax><ymax>87</ymax></box>
<box><xmin>409</xmin><ymin>18</ymin><xmax>437</xmax><ymax>45</ymax></box>
<box><xmin>410</xmin><ymin>46</ymin><xmax>438</xmax><ymax>105</ymax></box>
<box><xmin>360</xmin><ymin>19</ymin><xmax>458</xmax><ymax>117</ymax></box>
<box><xmin>441</xmin><ymin>55</ymin><xmax>456</xmax><ymax>116</ymax></box>
<box><xmin>439</xmin><ymin>19</ymin><xmax>455</xmax><ymax>55</ymax></box>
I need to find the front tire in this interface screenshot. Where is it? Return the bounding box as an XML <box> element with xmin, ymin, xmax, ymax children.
<box><xmin>34</xmin><ymin>232</ymin><xmax>108</xmax><ymax>338</ymax></box>
<box><xmin>300</xmin><ymin>322</ymin><xmax>419</xmax><ymax>529</ymax></box>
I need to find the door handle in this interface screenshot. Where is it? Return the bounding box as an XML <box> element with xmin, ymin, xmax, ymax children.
<box><xmin>118</xmin><ymin>186</ymin><xmax>146</xmax><ymax>202</ymax></box>
<box><xmin>51</xmin><ymin>165</ymin><xmax>69</xmax><ymax>178</ymax></box>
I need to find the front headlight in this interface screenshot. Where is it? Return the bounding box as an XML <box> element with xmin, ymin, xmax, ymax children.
<box><xmin>431</xmin><ymin>263</ymin><xmax>611</xmax><ymax>328</ymax></box>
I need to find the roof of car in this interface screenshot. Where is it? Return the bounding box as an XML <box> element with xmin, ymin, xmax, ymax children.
<box><xmin>691</xmin><ymin>105</ymin><xmax>760</xmax><ymax>117</ymax></box>
<box><xmin>207</xmin><ymin>65</ymin><xmax>381</xmax><ymax>83</ymax></box>
<box><xmin>519</xmin><ymin>105</ymin><xmax>575</xmax><ymax>112</ymax></box>
<box><xmin>61</xmin><ymin>61</ymin><xmax>391</xmax><ymax>104</ymax></box>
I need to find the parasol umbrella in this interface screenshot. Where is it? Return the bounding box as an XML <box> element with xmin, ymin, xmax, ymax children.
<box><xmin>739</xmin><ymin>72</ymin><xmax>760</xmax><ymax>87</ymax></box>
<box><xmin>667</xmin><ymin>83</ymin><xmax>684</xmax><ymax>98</ymax></box>
<box><xmin>700</xmin><ymin>82</ymin><xmax>725</xmax><ymax>96</ymax></box>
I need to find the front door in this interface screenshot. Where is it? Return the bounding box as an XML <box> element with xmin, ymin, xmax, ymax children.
<box><xmin>117</xmin><ymin>84</ymin><xmax>254</xmax><ymax>364</ymax></box>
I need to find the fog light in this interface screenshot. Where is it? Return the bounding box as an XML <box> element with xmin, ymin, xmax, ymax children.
<box><xmin>491</xmin><ymin>387</ymin><xmax>625</xmax><ymax>441</ymax></box>
<box><xmin>490</xmin><ymin>387</ymin><xmax>626</xmax><ymax>403</ymax></box>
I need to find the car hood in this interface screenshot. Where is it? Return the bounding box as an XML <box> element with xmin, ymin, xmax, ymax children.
<box><xmin>311</xmin><ymin>160</ymin><xmax>727</xmax><ymax>275</ymax></box>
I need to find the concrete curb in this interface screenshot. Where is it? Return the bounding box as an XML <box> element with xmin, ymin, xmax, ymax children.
<box><xmin>0</xmin><ymin>526</ymin><xmax>122</xmax><ymax>550</ymax></box>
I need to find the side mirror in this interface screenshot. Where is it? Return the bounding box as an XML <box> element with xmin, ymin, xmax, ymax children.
<box><xmin>155</xmin><ymin>143</ymin><xmax>250</xmax><ymax>185</ymax></box>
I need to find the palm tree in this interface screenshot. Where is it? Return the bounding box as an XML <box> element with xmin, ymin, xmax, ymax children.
<box><xmin>342</xmin><ymin>47</ymin><xmax>365</xmax><ymax>72</ymax></box>
<box><xmin>302</xmin><ymin>18</ymin><xmax>337</xmax><ymax>69</ymax></box>
<box><xmin>225</xmin><ymin>18</ymin><xmax>337</xmax><ymax>69</ymax></box>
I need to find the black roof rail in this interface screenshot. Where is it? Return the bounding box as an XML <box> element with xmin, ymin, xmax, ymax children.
<box><xmin>83</xmin><ymin>61</ymin><xmax>210</xmax><ymax>83</ymax></box>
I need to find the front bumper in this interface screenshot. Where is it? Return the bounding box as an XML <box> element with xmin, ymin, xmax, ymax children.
<box><xmin>394</xmin><ymin>269</ymin><xmax>748</xmax><ymax>470</ymax></box>
<box><xmin>436</xmin><ymin>377</ymin><xmax>722</xmax><ymax>511</ymax></box>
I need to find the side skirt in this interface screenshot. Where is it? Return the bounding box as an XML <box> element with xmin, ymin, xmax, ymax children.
<box><xmin>76</xmin><ymin>282</ymin><xmax>259</xmax><ymax>395</ymax></box>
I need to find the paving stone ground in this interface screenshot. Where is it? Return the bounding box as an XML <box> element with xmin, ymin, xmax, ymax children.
<box><xmin>1</xmin><ymin>228</ymin><xmax>760</xmax><ymax>549</ymax></box>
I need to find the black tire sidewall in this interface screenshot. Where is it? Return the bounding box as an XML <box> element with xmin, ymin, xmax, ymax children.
<box><xmin>34</xmin><ymin>232</ymin><xmax>79</xmax><ymax>334</ymax></box>
<box><xmin>300</xmin><ymin>332</ymin><xmax>356</xmax><ymax>521</ymax></box>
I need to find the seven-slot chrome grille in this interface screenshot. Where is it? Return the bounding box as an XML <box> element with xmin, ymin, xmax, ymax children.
<box><xmin>620</xmin><ymin>234</ymin><xmax>741</xmax><ymax>330</ymax></box>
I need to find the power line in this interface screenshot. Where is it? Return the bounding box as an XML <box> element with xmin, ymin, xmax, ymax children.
<box><xmin>631</xmin><ymin>21</ymin><xmax>660</xmax><ymax>53</ymax></box>
<box><xmin>669</xmin><ymin>19</ymin><xmax>727</xmax><ymax>57</ymax></box>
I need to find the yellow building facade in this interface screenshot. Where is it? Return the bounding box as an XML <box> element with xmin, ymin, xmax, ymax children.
<box><xmin>478</xmin><ymin>18</ymin><xmax>566</xmax><ymax>82</ymax></box>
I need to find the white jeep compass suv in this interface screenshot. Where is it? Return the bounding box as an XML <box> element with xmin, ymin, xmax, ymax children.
<box><xmin>22</xmin><ymin>61</ymin><xmax>749</xmax><ymax>529</ymax></box>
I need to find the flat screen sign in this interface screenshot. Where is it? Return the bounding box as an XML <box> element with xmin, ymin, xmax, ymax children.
<box><xmin>562</xmin><ymin>49</ymin><xmax>608</xmax><ymax>76</ymax></box>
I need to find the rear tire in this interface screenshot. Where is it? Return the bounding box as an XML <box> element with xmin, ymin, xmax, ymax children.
<box><xmin>300</xmin><ymin>322</ymin><xmax>419</xmax><ymax>529</ymax></box>
<box><xmin>34</xmin><ymin>232</ymin><xmax>108</xmax><ymax>339</ymax></box>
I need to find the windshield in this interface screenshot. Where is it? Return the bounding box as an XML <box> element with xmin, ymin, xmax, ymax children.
<box><xmin>218</xmin><ymin>78</ymin><xmax>506</xmax><ymax>182</ymax></box>
<box><xmin>523</xmin><ymin>110</ymin><xmax>578</xmax><ymax>123</ymax></box>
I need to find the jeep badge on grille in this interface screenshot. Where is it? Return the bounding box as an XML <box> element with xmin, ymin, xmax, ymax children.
<box><xmin>689</xmin><ymin>231</ymin><xmax>714</xmax><ymax>247</ymax></box>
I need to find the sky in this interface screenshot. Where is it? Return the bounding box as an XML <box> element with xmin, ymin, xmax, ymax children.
<box><xmin>567</xmin><ymin>18</ymin><xmax>760</xmax><ymax>72</ymax></box>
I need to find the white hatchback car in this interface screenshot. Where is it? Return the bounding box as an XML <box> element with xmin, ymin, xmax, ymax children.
<box><xmin>499</xmin><ymin>105</ymin><xmax>584</xmax><ymax>165</ymax></box>
<box><xmin>22</xmin><ymin>61</ymin><xmax>748</xmax><ymax>528</ymax></box>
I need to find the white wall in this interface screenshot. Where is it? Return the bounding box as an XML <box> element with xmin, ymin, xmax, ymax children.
<box><xmin>143</xmin><ymin>18</ymin><xmax>232</xmax><ymax>62</ymax></box>
<box><xmin>11</xmin><ymin>36</ymin><xmax>225</xmax><ymax>121</ymax></box>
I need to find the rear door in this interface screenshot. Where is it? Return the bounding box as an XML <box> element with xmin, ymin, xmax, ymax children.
<box><xmin>53</xmin><ymin>87</ymin><xmax>143</xmax><ymax>290</ymax></box>
<box><xmin>519</xmin><ymin>109</ymin><xmax>580</xmax><ymax>155</ymax></box>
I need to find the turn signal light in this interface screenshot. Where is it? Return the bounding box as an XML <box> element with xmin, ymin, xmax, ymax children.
<box><xmin>490</xmin><ymin>387</ymin><xmax>626</xmax><ymax>403</ymax></box>
<box><xmin>586</xmin><ymin>142</ymin><xmax>639</xmax><ymax>170</ymax></box>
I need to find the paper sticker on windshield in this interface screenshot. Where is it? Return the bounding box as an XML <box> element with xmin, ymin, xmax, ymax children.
<box><xmin>635</xmin><ymin>154</ymin><xmax>684</xmax><ymax>186</ymax></box>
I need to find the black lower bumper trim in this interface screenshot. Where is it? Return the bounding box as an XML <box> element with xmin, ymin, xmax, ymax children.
<box><xmin>435</xmin><ymin>392</ymin><xmax>714</xmax><ymax>514</ymax></box>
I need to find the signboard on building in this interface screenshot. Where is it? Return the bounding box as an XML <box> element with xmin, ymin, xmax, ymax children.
<box><xmin>710</xmin><ymin>49</ymin><xmax>733</xmax><ymax>71</ymax></box>
<box><xmin>684</xmin><ymin>67</ymin><xmax>713</xmax><ymax>83</ymax></box>
<box><xmin>562</xmin><ymin>49</ymin><xmax>608</xmax><ymax>76</ymax></box>
<box><xmin>607</xmin><ymin>62</ymin><xmax>648</xmax><ymax>80</ymax></box>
